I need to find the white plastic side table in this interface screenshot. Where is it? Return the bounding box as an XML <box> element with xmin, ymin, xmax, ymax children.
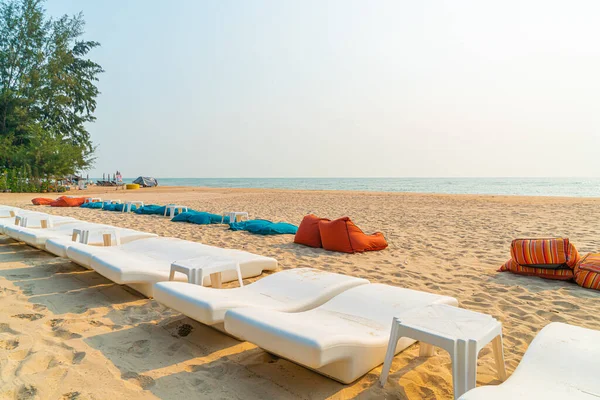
<box><xmin>16</xmin><ymin>216</ymin><xmax>50</xmax><ymax>228</ymax></box>
<box><xmin>103</xmin><ymin>199</ymin><xmax>122</xmax><ymax>205</ymax></box>
<box><xmin>99</xmin><ymin>229</ymin><xmax>121</xmax><ymax>246</ymax></box>
<box><xmin>379</xmin><ymin>304</ymin><xmax>507</xmax><ymax>399</ymax></box>
<box><xmin>73</xmin><ymin>228</ymin><xmax>121</xmax><ymax>246</ymax></box>
<box><xmin>123</xmin><ymin>201</ymin><xmax>144</xmax><ymax>212</ymax></box>
<box><xmin>164</xmin><ymin>204</ymin><xmax>188</xmax><ymax>218</ymax></box>
<box><xmin>170</xmin><ymin>257</ymin><xmax>243</xmax><ymax>288</ymax></box>
<box><xmin>222</xmin><ymin>211</ymin><xmax>249</xmax><ymax>224</ymax></box>
<box><xmin>71</xmin><ymin>228</ymin><xmax>90</xmax><ymax>244</ymax></box>
<box><xmin>169</xmin><ymin>263</ymin><xmax>198</xmax><ymax>284</ymax></box>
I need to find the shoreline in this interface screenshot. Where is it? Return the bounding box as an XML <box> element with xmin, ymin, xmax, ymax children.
<box><xmin>3</xmin><ymin>185</ymin><xmax>600</xmax><ymax>203</ymax></box>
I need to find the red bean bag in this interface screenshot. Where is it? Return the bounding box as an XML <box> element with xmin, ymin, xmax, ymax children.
<box><xmin>574</xmin><ymin>253</ymin><xmax>600</xmax><ymax>290</ymax></box>
<box><xmin>31</xmin><ymin>198</ymin><xmax>55</xmax><ymax>205</ymax></box>
<box><xmin>50</xmin><ymin>196</ymin><xmax>86</xmax><ymax>207</ymax></box>
<box><xmin>294</xmin><ymin>214</ymin><xmax>330</xmax><ymax>248</ymax></box>
<box><xmin>498</xmin><ymin>238</ymin><xmax>580</xmax><ymax>281</ymax></box>
<box><xmin>318</xmin><ymin>217</ymin><xmax>388</xmax><ymax>253</ymax></box>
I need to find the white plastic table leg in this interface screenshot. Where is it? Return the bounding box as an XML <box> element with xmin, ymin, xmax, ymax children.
<box><xmin>169</xmin><ymin>266</ymin><xmax>195</xmax><ymax>284</ymax></box>
<box><xmin>235</xmin><ymin>263</ymin><xmax>244</xmax><ymax>287</ymax></box>
<box><xmin>492</xmin><ymin>335</ymin><xmax>508</xmax><ymax>381</ymax></box>
<box><xmin>419</xmin><ymin>343</ymin><xmax>435</xmax><ymax>357</ymax></box>
<box><xmin>102</xmin><ymin>230</ymin><xmax>121</xmax><ymax>246</ymax></box>
<box><xmin>452</xmin><ymin>339</ymin><xmax>468</xmax><ymax>400</ymax></box>
<box><xmin>379</xmin><ymin>317</ymin><xmax>400</xmax><ymax>387</ymax></box>
<box><xmin>465</xmin><ymin>339</ymin><xmax>479</xmax><ymax>395</ymax></box>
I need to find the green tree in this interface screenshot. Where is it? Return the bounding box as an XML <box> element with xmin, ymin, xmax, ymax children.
<box><xmin>0</xmin><ymin>0</ymin><xmax>101</xmax><ymax>182</ymax></box>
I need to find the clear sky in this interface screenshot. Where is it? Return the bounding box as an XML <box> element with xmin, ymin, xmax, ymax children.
<box><xmin>45</xmin><ymin>0</ymin><xmax>600</xmax><ymax>178</ymax></box>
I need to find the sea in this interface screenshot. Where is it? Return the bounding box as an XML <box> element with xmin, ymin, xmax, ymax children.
<box><xmin>103</xmin><ymin>177</ymin><xmax>600</xmax><ymax>198</ymax></box>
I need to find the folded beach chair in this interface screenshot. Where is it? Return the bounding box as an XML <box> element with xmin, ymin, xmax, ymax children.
<box><xmin>459</xmin><ymin>322</ymin><xmax>600</xmax><ymax>399</ymax></box>
<box><xmin>225</xmin><ymin>284</ymin><xmax>458</xmax><ymax>383</ymax></box>
<box><xmin>65</xmin><ymin>237</ymin><xmax>278</xmax><ymax>297</ymax></box>
<box><xmin>153</xmin><ymin>268</ymin><xmax>369</xmax><ymax>330</ymax></box>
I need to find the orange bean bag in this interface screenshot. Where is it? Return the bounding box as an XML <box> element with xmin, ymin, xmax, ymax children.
<box><xmin>31</xmin><ymin>198</ymin><xmax>55</xmax><ymax>205</ymax></box>
<box><xmin>498</xmin><ymin>238</ymin><xmax>580</xmax><ymax>281</ymax></box>
<box><xmin>294</xmin><ymin>214</ymin><xmax>330</xmax><ymax>248</ymax></box>
<box><xmin>574</xmin><ymin>253</ymin><xmax>600</xmax><ymax>290</ymax></box>
<box><xmin>318</xmin><ymin>217</ymin><xmax>388</xmax><ymax>253</ymax></box>
<box><xmin>50</xmin><ymin>196</ymin><xmax>86</xmax><ymax>207</ymax></box>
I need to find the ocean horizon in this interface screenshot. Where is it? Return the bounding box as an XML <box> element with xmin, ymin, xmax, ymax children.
<box><xmin>94</xmin><ymin>177</ymin><xmax>600</xmax><ymax>198</ymax></box>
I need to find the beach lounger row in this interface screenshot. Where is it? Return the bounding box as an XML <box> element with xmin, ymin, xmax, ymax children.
<box><xmin>2</xmin><ymin>204</ymin><xmax>598</xmax><ymax>397</ymax></box>
<box><xmin>158</xmin><ymin>267</ymin><xmax>461</xmax><ymax>383</ymax></box>
<box><xmin>0</xmin><ymin>205</ymin><xmax>278</xmax><ymax>297</ymax></box>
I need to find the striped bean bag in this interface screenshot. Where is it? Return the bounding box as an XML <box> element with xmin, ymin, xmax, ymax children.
<box><xmin>499</xmin><ymin>238</ymin><xmax>580</xmax><ymax>281</ymax></box>
<box><xmin>574</xmin><ymin>253</ymin><xmax>600</xmax><ymax>290</ymax></box>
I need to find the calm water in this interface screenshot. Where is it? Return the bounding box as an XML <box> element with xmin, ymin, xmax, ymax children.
<box><xmin>106</xmin><ymin>177</ymin><xmax>600</xmax><ymax>198</ymax></box>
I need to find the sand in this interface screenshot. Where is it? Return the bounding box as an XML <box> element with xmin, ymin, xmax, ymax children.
<box><xmin>1</xmin><ymin>186</ymin><xmax>600</xmax><ymax>399</ymax></box>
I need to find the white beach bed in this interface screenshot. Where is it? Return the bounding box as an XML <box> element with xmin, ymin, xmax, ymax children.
<box><xmin>153</xmin><ymin>268</ymin><xmax>369</xmax><ymax>330</ymax></box>
<box><xmin>65</xmin><ymin>237</ymin><xmax>278</xmax><ymax>297</ymax></box>
<box><xmin>225</xmin><ymin>284</ymin><xmax>459</xmax><ymax>384</ymax></box>
<box><xmin>459</xmin><ymin>322</ymin><xmax>600</xmax><ymax>400</ymax></box>
<box><xmin>0</xmin><ymin>206</ymin><xmax>20</xmax><ymax>218</ymax></box>
<box><xmin>5</xmin><ymin>220</ymin><xmax>91</xmax><ymax>247</ymax></box>
<box><xmin>5</xmin><ymin>220</ymin><xmax>156</xmax><ymax>253</ymax></box>
<box><xmin>0</xmin><ymin>206</ymin><xmax>22</xmax><ymax>233</ymax></box>
<box><xmin>2</xmin><ymin>213</ymin><xmax>77</xmax><ymax>235</ymax></box>
<box><xmin>45</xmin><ymin>228</ymin><xmax>157</xmax><ymax>259</ymax></box>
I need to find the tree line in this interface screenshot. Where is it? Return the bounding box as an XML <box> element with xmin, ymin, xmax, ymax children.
<box><xmin>0</xmin><ymin>0</ymin><xmax>102</xmax><ymax>192</ymax></box>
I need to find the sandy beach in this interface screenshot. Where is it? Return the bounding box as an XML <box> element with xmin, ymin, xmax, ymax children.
<box><xmin>1</xmin><ymin>186</ymin><xmax>600</xmax><ymax>399</ymax></box>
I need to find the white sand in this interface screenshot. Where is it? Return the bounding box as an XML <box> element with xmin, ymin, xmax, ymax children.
<box><xmin>1</xmin><ymin>186</ymin><xmax>600</xmax><ymax>399</ymax></box>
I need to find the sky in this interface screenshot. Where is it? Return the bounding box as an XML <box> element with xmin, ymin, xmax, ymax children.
<box><xmin>45</xmin><ymin>0</ymin><xmax>600</xmax><ymax>178</ymax></box>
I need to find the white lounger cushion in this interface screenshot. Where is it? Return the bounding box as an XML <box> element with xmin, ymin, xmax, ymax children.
<box><xmin>0</xmin><ymin>211</ymin><xmax>48</xmax><ymax>234</ymax></box>
<box><xmin>0</xmin><ymin>206</ymin><xmax>20</xmax><ymax>218</ymax></box>
<box><xmin>225</xmin><ymin>284</ymin><xmax>459</xmax><ymax>384</ymax></box>
<box><xmin>460</xmin><ymin>322</ymin><xmax>600</xmax><ymax>400</ymax></box>
<box><xmin>66</xmin><ymin>237</ymin><xmax>278</xmax><ymax>296</ymax></box>
<box><xmin>153</xmin><ymin>268</ymin><xmax>370</xmax><ymax>326</ymax></box>
<box><xmin>4</xmin><ymin>221</ymin><xmax>101</xmax><ymax>247</ymax></box>
<box><xmin>44</xmin><ymin>229</ymin><xmax>158</xmax><ymax>258</ymax></box>
<box><xmin>0</xmin><ymin>210</ymin><xmax>58</xmax><ymax>234</ymax></box>
<box><xmin>8</xmin><ymin>221</ymin><xmax>156</xmax><ymax>252</ymax></box>
<box><xmin>3</xmin><ymin>214</ymin><xmax>77</xmax><ymax>234</ymax></box>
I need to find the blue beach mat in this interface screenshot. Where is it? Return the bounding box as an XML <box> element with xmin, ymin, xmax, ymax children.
<box><xmin>134</xmin><ymin>204</ymin><xmax>166</xmax><ymax>215</ymax></box>
<box><xmin>229</xmin><ymin>219</ymin><xmax>298</xmax><ymax>235</ymax></box>
<box><xmin>171</xmin><ymin>211</ymin><xmax>228</xmax><ymax>225</ymax></box>
<box><xmin>80</xmin><ymin>202</ymin><xmax>103</xmax><ymax>209</ymax></box>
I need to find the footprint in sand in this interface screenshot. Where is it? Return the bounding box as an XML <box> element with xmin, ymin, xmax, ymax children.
<box><xmin>177</xmin><ymin>323</ymin><xmax>193</xmax><ymax>337</ymax></box>
<box><xmin>50</xmin><ymin>328</ymin><xmax>82</xmax><ymax>340</ymax></box>
<box><xmin>12</xmin><ymin>313</ymin><xmax>45</xmax><ymax>321</ymax></box>
<box><xmin>0</xmin><ymin>323</ymin><xmax>19</xmax><ymax>335</ymax></box>
<box><xmin>61</xmin><ymin>392</ymin><xmax>81</xmax><ymax>400</ymax></box>
<box><xmin>121</xmin><ymin>371</ymin><xmax>155</xmax><ymax>389</ymax></box>
<box><xmin>72</xmin><ymin>351</ymin><xmax>86</xmax><ymax>364</ymax></box>
<box><xmin>0</xmin><ymin>338</ymin><xmax>19</xmax><ymax>350</ymax></box>
<box><xmin>128</xmin><ymin>340</ymin><xmax>150</xmax><ymax>356</ymax></box>
<box><xmin>16</xmin><ymin>385</ymin><xmax>37</xmax><ymax>400</ymax></box>
<box><xmin>186</xmin><ymin>363</ymin><xmax>228</xmax><ymax>378</ymax></box>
